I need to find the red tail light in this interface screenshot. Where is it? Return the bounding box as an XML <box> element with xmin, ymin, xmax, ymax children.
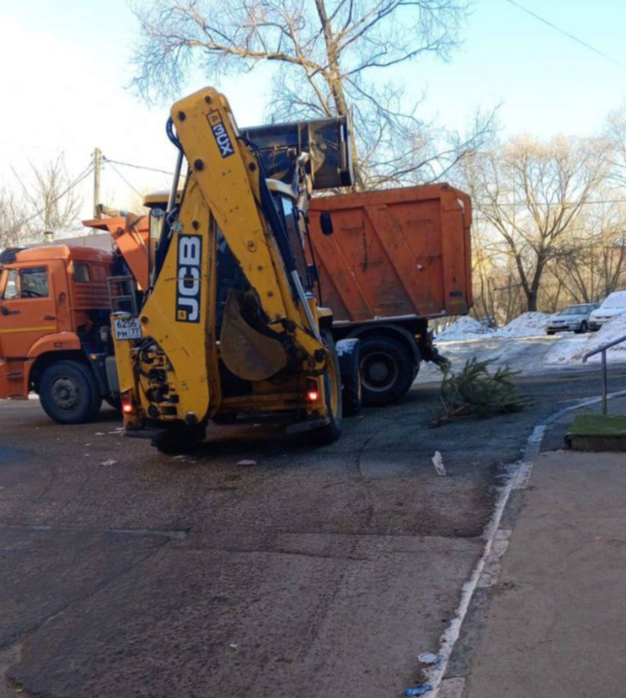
<box><xmin>121</xmin><ymin>392</ymin><xmax>134</xmax><ymax>414</ymax></box>
<box><xmin>307</xmin><ymin>390</ymin><xmax>319</xmax><ymax>402</ymax></box>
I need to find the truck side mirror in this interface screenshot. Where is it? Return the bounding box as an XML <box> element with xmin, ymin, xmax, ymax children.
<box><xmin>320</xmin><ymin>212</ymin><xmax>334</xmax><ymax>236</ymax></box>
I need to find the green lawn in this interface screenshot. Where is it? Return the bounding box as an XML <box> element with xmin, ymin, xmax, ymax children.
<box><xmin>568</xmin><ymin>414</ymin><xmax>626</xmax><ymax>438</ymax></box>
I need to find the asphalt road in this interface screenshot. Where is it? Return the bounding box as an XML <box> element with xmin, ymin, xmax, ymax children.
<box><xmin>1</xmin><ymin>354</ymin><xmax>625</xmax><ymax>698</ymax></box>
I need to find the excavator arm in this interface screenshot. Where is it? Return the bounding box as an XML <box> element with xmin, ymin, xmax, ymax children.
<box><xmin>115</xmin><ymin>87</ymin><xmax>332</xmax><ymax>434</ymax></box>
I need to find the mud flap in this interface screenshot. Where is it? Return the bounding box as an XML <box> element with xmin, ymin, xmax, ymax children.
<box><xmin>336</xmin><ymin>338</ymin><xmax>362</xmax><ymax>416</ymax></box>
<box><xmin>219</xmin><ymin>292</ymin><xmax>289</xmax><ymax>381</ymax></box>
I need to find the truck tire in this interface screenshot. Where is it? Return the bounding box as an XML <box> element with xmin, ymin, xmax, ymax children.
<box><xmin>358</xmin><ymin>336</ymin><xmax>415</xmax><ymax>406</ymax></box>
<box><xmin>39</xmin><ymin>360</ymin><xmax>103</xmax><ymax>424</ymax></box>
<box><xmin>314</xmin><ymin>330</ymin><xmax>343</xmax><ymax>444</ymax></box>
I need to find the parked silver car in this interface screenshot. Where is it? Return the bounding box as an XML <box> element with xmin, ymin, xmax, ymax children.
<box><xmin>546</xmin><ymin>304</ymin><xmax>599</xmax><ymax>335</ymax></box>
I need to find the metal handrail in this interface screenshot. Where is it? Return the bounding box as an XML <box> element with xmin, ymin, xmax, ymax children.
<box><xmin>583</xmin><ymin>332</ymin><xmax>626</xmax><ymax>414</ymax></box>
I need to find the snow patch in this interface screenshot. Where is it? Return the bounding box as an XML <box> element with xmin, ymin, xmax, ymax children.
<box><xmin>496</xmin><ymin>312</ymin><xmax>553</xmax><ymax>338</ymax></box>
<box><xmin>548</xmin><ymin>314</ymin><xmax>626</xmax><ymax>365</ymax></box>
<box><xmin>436</xmin><ymin>316</ymin><xmax>493</xmax><ymax>340</ymax></box>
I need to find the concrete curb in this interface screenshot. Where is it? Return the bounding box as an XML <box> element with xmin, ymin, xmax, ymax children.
<box><xmin>424</xmin><ymin>389</ymin><xmax>626</xmax><ymax>698</ymax></box>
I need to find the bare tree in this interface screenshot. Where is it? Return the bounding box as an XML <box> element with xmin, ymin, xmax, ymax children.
<box><xmin>13</xmin><ymin>155</ymin><xmax>84</xmax><ymax>236</ymax></box>
<box><xmin>550</xmin><ymin>197</ymin><xmax>626</xmax><ymax>303</ymax></box>
<box><xmin>607</xmin><ymin>102</ymin><xmax>626</xmax><ymax>187</ymax></box>
<box><xmin>131</xmin><ymin>0</ymin><xmax>495</xmax><ymax>187</ymax></box>
<box><xmin>0</xmin><ymin>188</ymin><xmax>29</xmax><ymax>249</ymax></box>
<box><xmin>461</xmin><ymin>135</ymin><xmax>610</xmax><ymax>312</ymax></box>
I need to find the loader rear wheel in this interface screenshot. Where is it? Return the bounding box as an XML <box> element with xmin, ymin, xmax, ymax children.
<box><xmin>39</xmin><ymin>360</ymin><xmax>102</xmax><ymax>425</ymax></box>
<box><xmin>314</xmin><ymin>331</ymin><xmax>343</xmax><ymax>445</ymax></box>
<box><xmin>152</xmin><ymin>423</ymin><xmax>206</xmax><ymax>455</ymax></box>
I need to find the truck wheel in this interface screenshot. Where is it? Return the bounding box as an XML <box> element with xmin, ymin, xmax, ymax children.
<box><xmin>359</xmin><ymin>336</ymin><xmax>415</xmax><ymax>406</ymax></box>
<box><xmin>314</xmin><ymin>330</ymin><xmax>343</xmax><ymax>444</ymax></box>
<box><xmin>39</xmin><ymin>360</ymin><xmax>102</xmax><ymax>424</ymax></box>
<box><xmin>152</xmin><ymin>423</ymin><xmax>206</xmax><ymax>455</ymax></box>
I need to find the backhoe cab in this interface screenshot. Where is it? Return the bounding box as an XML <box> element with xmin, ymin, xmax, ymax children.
<box><xmin>113</xmin><ymin>87</ymin><xmax>358</xmax><ymax>453</ymax></box>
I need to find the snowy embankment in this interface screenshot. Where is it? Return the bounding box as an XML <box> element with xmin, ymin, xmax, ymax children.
<box><xmin>436</xmin><ymin>312</ymin><xmax>554</xmax><ymax>341</ymax></box>
<box><xmin>548</xmin><ymin>315</ymin><xmax>626</xmax><ymax>365</ymax></box>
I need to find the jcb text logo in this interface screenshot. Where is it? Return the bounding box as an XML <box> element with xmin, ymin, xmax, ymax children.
<box><xmin>207</xmin><ymin>111</ymin><xmax>235</xmax><ymax>158</ymax></box>
<box><xmin>176</xmin><ymin>235</ymin><xmax>202</xmax><ymax>323</ymax></box>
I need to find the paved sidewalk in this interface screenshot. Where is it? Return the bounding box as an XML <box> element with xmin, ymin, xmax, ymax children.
<box><xmin>462</xmin><ymin>446</ymin><xmax>626</xmax><ymax>698</ymax></box>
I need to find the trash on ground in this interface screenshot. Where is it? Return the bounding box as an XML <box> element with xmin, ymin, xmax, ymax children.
<box><xmin>94</xmin><ymin>432</ymin><xmax>105</xmax><ymax>436</ymax></box>
<box><xmin>237</xmin><ymin>459</ymin><xmax>257</xmax><ymax>467</ymax></box>
<box><xmin>99</xmin><ymin>459</ymin><xmax>117</xmax><ymax>467</ymax></box>
<box><xmin>418</xmin><ymin>652</ymin><xmax>441</xmax><ymax>665</ymax></box>
<box><xmin>405</xmin><ymin>686</ymin><xmax>434</xmax><ymax>696</ymax></box>
<box><xmin>229</xmin><ymin>643</ymin><xmax>238</xmax><ymax>650</ymax></box>
<box><xmin>431</xmin><ymin>451</ymin><xmax>447</xmax><ymax>477</ymax></box>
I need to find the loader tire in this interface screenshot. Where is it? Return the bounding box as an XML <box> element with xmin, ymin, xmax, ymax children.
<box><xmin>359</xmin><ymin>336</ymin><xmax>415</xmax><ymax>406</ymax></box>
<box><xmin>314</xmin><ymin>330</ymin><xmax>343</xmax><ymax>445</ymax></box>
<box><xmin>39</xmin><ymin>360</ymin><xmax>102</xmax><ymax>425</ymax></box>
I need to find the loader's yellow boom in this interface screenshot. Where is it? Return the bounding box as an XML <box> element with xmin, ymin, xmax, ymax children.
<box><xmin>113</xmin><ymin>87</ymin><xmax>356</xmax><ymax>453</ymax></box>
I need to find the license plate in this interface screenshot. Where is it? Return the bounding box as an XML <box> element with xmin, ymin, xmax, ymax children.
<box><xmin>113</xmin><ymin>317</ymin><xmax>142</xmax><ymax>341</ymax></box>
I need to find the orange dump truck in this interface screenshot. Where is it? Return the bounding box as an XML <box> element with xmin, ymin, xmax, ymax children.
<box><xmin>0</xmin><ymin>216</ymin><xmax>147</xmax><ymax>423</ymax></box>
<box><xmin>308</xmin><ymin>183</ymin><xmax>472</xmax><ymax>404</ymax></box>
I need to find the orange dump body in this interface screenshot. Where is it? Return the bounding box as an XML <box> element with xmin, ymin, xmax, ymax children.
<box><xmin>308</xmin><ymin>184</ymin><xmax>472</xmax><ymax>324</ymax></box>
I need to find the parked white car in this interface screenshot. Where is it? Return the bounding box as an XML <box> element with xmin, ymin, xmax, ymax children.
<box><xmin>589</xmin><ymin>291</ymin><xmax>626</xmax><ymax>330</ymax></box>
<box><xmin>546</xmin><ymin>304</ymin><xmax>599</xmax><ymax>335</ymax></box>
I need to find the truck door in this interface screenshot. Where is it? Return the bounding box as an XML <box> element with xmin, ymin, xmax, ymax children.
<box><xmin>0</xmin><ymin>264</ymin><xmax>58</xmax><ymax>359</ymax></box>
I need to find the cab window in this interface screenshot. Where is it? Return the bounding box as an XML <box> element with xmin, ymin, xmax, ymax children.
<box><xmin>18</xmin><ymin>267</ymin><xmax>49</xmax><ymax>299</ymax></box>
<box><xmin>3</xmin><ymin>269</ymin><xmax>19</xmax><ymax>300</ymax></box>
<box><xmin>74</xmin><ymin>263</ymin><xmax>90</xmax><ymax>283</ymax></box>
<box><xmin>280</xmin><ymin>196</ymin><xmax>308</xmax><ymax>282</ymax></box>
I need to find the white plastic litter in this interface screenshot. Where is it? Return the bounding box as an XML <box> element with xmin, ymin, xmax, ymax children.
<box><xmin>431</xmin><ymin>451</ymin><xmax>447</xmax><ymax>477</ymax></box>
<box><xmin>99</xmin><ymin>459</ymin><xmax>117</xmax><ymax>467</ymax></box>
<box><xmin>237</xmin><ymin>459</ymin><xmax>257</xmax><ymax>467</ymax></box>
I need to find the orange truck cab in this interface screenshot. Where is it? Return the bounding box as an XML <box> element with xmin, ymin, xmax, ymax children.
<box><xmin>0</xmin><ymin>245</ymin><xmax>121</xmax><ymax>423</ymax></box>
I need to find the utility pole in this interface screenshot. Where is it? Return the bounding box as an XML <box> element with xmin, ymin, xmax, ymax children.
<box><xmin>93</xmin><ymin>147</ymin><xmax>102</xmax><ymax>218</ymax></box>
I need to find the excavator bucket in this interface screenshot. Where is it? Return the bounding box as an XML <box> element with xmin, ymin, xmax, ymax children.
<box><xmin>242</xmin><ymin>117</ymin><xmax>354</xmax><ymax>190</ymax></box>
<box><xmin>219</xmin><ymin>292</ymin><xmax>288</xmax><ymax>381</ymax></box>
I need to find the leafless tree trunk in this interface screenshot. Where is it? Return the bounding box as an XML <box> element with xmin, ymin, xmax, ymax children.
<box><xmin>130</xmin><ymin>0</ymin><xmax>495</xmax><ymax>187</ymax></box>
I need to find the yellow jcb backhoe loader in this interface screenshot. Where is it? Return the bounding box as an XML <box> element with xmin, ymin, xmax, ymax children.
<box><xmin>112</xmin><ymin>87</ymin><xmax>360</xmax><ymax>454</ymax></box>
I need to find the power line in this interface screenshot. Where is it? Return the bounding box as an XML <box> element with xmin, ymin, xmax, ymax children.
<box><xmin>102</xmin><ymin>156</ymin><xmax>175</xmax><ymax>177</ymax></box>
<box><xmin>106</xmin><ymin>161</ymin><xmax>143</xmax><ymax>197</ymax></box>
<box><xmin>503</xmin><ymin>0</ymin><xmax>626</xmax><ymax>72</ymax></box>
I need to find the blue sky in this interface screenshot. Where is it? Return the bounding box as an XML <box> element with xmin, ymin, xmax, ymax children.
<box><xmin>1</xmin><ymin>0</ymin><xmax>625</xmax><ymax>221</ymax></box>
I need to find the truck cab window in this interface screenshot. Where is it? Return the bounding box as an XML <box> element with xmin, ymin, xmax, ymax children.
<box><xmin>20</xmin><ymin>267</ymin><xmax>49</xmax><ymax>299</ymax></box>
<box><xmin>73</xmin><ymin>263</ymin><xmax>90</xmax><ymax>283</ymax></box>
<box><xmin>3</xmin><ymin>269</ymin><xmax>19</xmax><ymax>300</ymax></box>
